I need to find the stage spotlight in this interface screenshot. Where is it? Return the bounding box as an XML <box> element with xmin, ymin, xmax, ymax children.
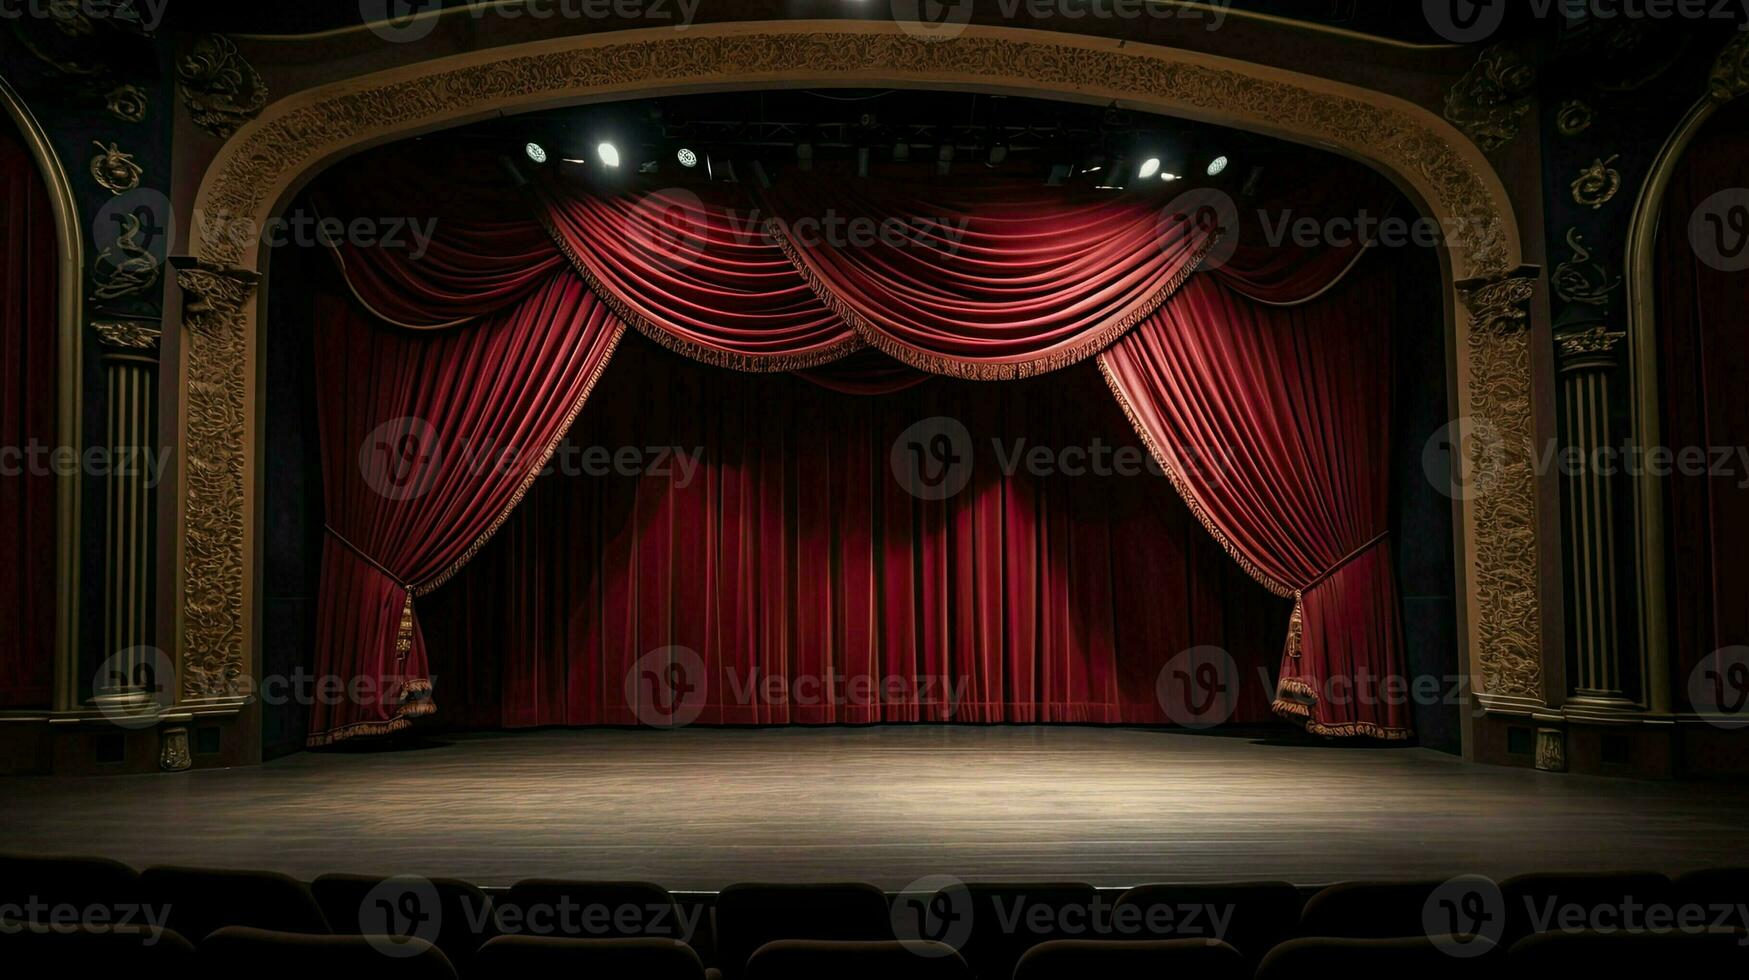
<box><xmin>596</xmin><ymin>141</ymin><xmax>621</xmax><ymax>168</ymax></box>
<box><xmin>893</xmin><ymin>140</ymin><xmax>911</xmax><ymax>163</ymax></box>
<box><xmin>986</xmin><ymin>142</ymin><xmax>1009</xmax><ymax>167</ymax></box>
<box><xmin>524</xmin><ymin>141</ymin><xmax>548</xmax><ymax>164</ymax></box>
<box><xmin>1045</xmin><ymin>163</ymin><xmax>1072</xmax><ymax>186</ymax></box>
<box><xmin>857</xmin><ymin>146</ymin><xmax>871</xmax><ymax>178</ymax></box>
<box><xmin>1160</xmin><ymin>172</ymin><xmax>1180</xmax><ymax>182</ymax></box>
<box><xmin>797</xmin><ymin>141</ymin><xmax>814</xmax><ymax>172</ymax></box>
<box><xmin>677</xmin><ymin>147</ymin><xmax>699</xmax><ymax>168</ymax></box>
<box><xmin>1096</xmin><ymin>157</ymin><xmax>1128</xmax><ymax>190</ymax></box>
<box><xmin>936</xmin><ymin>143</ymin><xmax>955</xmax><ymax>176</ymax></box>
<box><xmin>1207</xmin><ymin>155</ymin><xmax>1230</xmax><ymax>177</ymax></box>
<box><xmin>1137</xmin><ymin>157</ymin><xmax>1161</xmax><ymax>180</ymax></box>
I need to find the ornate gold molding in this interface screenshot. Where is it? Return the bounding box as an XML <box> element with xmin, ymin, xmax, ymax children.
<box><xmin>1570</xmin><ymin>155</ymin><xmax>1622</xmax><ymax>211</ymax></box>
<box><xmin>88</xmin><ymin>140</ymin><xmax>142</xmax><ymax>195</ymax></box>
<box><xmin>1458</xmin><ymin>272</ymin><xmax>1545</xmax><ymax>701</ymax></box>
<box><xmin>1555</xmin><ymin>324</ymin><xmax>1626</xmax><ymax>363</ymax></box>
<box><xmin>1552</xmin><ymin>229</ymin><xmax>1620</xmax><ymax>308</ymax></box>
<box><xmin>1555</xmin><ymin>100</ymin><xmax>1593</xmax><ymax>137</ymax></box>
<box><xmin>174</xmin><ymin>23</ymin><xmax>1534</xmax><ymax>739</ymax></box>
<box><xmin>173</xmin><ymin>259</ymin><xmax>258</xmax><ymax>702</ymax></box>
<box><xmin>1444</xmin><ymin>45</ymin><xmax>1537</xmax><ymax>154</ymax></box>
<box><xmin>1707</xmin><ymin>31</ymin><xmax>1749</xmax><ymax>103</ymax></box>
<box><xmin>92</xmin><ymin>319</ymin><xmax>162</xmax><ymax>352</ymax></box>
<box><xmin>176</xmin><ymin>34</ymin><xmax>267</xmax><ymax>139</ymax></box>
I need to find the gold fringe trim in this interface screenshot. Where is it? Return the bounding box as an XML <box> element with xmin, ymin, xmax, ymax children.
<box><xmin>763</xmin><ymin>217</ymin><xmax>1223</xmax><ymax>381</ymax></box>
<box><xmin>1270</xmin><ymin>697</ymin><xmax>1313</xmax><ymax>720</ymax></box>
<box><xmin>1096</xmin><ymin>354</ymin><xmax>1298</xmax><ymax>598</ymax></box>
<box><xmin>304</xmin><ymin>679</ymin><xmax>437</xmax><ymax>748</ymax></box>
<box><xmin>531</xmin><ymin>191</ymin><xmax>863</xmax><ymax>372</ymax></box>
<box><xmin>412</xmin><ymin>316</ymin><xmax>628</xmax><ymax>597</ymax></box>
<box><xmin>1303</xmin><ymin>720</ymin><xmax>1413</xmax><ymax>741</ymax></box>
<box><xmin>394</xmin><ymin>593</ymin><xmax>415</xmax><ymax>661</ymax></box>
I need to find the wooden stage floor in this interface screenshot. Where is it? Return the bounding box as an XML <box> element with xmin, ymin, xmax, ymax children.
<box><xmin>5</xmin><ymin>727</ymin><xmax>1747</xmax><ymax>889</ymax></box>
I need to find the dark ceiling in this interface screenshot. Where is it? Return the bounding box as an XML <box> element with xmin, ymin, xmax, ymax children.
<box><xmin>155</xmin><ymin>0</ymin><xmax>1471</xmax><ymax>45</ymax></box>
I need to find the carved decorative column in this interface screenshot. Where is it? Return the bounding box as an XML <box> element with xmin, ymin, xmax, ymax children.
<box><xmin>1556</xmin><ymin>323</ymin><xmax>1632</xmax><ymax>707</ymax></box>
<box><xmin>91</xmin><ymin>320</ymin><xmax>161</xmax><ymax>709</ymax></box>
<box><xmin>171</xmin><ymin>259</ymin><xmax>260</xmax><ymax>707</ymax></box>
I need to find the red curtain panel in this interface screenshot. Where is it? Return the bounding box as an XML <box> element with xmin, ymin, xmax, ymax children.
<box><xmin>0</xmin><ymin>125</ymin><xmax>57</xmax><ymax>709</ymax></box>
<box><xmin>1656</xmin><ymin>96</ymin><xmax>1749</xmax><ymax>708</ymax></box>
<box><xmin>309</xmin><ymin>273</ymin><xmax>623</xmax><ymax>745</ymax></box>
<box><xmin>1099</xmin><ymin>255</ymin><xmax>1409</xmax><ymax>739</ymax></box>
<box><xmin>419</xmin><ymin>334</ymin><xmax>1291</xmax><ymax>729</ymax></box>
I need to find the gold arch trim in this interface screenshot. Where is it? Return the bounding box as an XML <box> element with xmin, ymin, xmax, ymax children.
<box><xmin>174</xmin><ymin>21</ymin><xmax>1541</xmax><ymax>721</ymax></box>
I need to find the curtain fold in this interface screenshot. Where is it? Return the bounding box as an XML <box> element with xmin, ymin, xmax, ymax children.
<box><xmin>758</xmin><ymin>172</ymin><xmax>1218</xmax><ymax>378</ymax></box>
<box><xmin>1099</xmin><ymin>257</ymin><xmax>1410</xmax><ymax>739</ymax></box>
<box><xmin>309</xmin><ymin>272</ymin><xmax>623</xmax><ymax>745</ymax></box>
<box><xmin>420</xmin><ymin>335</ymin><xmax>1291</xmax><ymax>729</ymax></box>
<box><xmin>533</xmin><ymin>177</ymin><xmax>858</xmax><ymax>370</ymax></box>
<box><xmin>0</xmin><ymin>125</ymin><xmax>56</xmax><ymax>709</ymax></box>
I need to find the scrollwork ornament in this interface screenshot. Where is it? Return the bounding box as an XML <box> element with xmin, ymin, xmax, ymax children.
<box><xmin>176</xmin><ymin>34</ymin><xmax>268</xmax><ymax>139</ymax></box>
<box><xmin>1444</xmin><ymin>45</ymin><xmax>1537</xmax><ymax>153</ymax></box>
<box><xmin>1551</xmin><ymin>229</ymin><xmax>1621</xmax><ymax>308</ymax></box>
<box><xmin>1555</xmin><ymin>100</ymin><xmax>1593</xmax><ymax>137</ymax></box>
<box><xmin>1555</xmin><ymin>325</ymin><xmax>1626</xmax><ymax>361</ymax></box>
<box><xmin>105</xmin><ymin>84</ymin><xmax>148</xmax><ymax>123</ymax></box>
<box><xmin>1708</xmin><ymin>31</ymin><xmax>1749</xmax><ymax>103</ymax></box>
<box><xmin>92</xmin><ymin>211</ymin><xmax>160</xmax><ymax>301</ymax></box>
<box><xmin>89</xmin><ymin>141</ymin><xmax>142</xmax><ymax>194</ymax></box>
<box><xmin>1570</xmin><ymin>155</ymin><xmax>1622</xmax><ymax>210</ymax></box>
<box><xmin>92</xmin><ymin>319</ymin><xmax>162</xmax><ymax>352</ymax></box>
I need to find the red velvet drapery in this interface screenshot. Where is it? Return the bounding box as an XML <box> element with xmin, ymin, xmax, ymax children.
<box><xmin>310</xmin><ymin>274</ymin><xmax>622</xmax><ymax>744</ymax></box>
<box><xmin>1100</xmin><ymin>257</ymin><xmax>1409</xmax><ymax>738</ymax></box>
<box><xmin>420</xmin><ymin>334</ymin><xmax>1290</xmax><ymax>728</ymax></box>
<box><xmin>0</xmin><ymin>126</ymin><xmax>57</xmax><ymax>709</ymax></box>
<box><xmin>305</xmin><ymin>143</ymin><xmax>1412</xmax><ymax>743</ymax></box>
<box><xmin>1657</xmin><ymin>96</ymin><xmax>1749</xmax><ymax>709</ymax></box>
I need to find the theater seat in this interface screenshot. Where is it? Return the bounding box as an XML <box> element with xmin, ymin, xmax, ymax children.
<box><xmin>0</xmin><ymin>922</ymin><xmax>194</xmax><ymax>969</ymax></box>
<box><xmin>1257</xmin><ymin>936</ymin><xmax>1497</xmax><ymax>978</ymax></box>
<box><xmin>141</xmin><ymin>866</ymin><xmax>329</xmax><ymax>941</ymax></box>
<box><xmin>500</xmin><ymin>879</ymin><xmax>689</xmax><ymax>940</ymax></box>
<box><xmin>1013</xmin><ymin>938</ymin><xmax>1246</xmax><ymax>980</ymax></box>
<box><xmin>1509</xmin><ymin>929</ymin><xmax>1749</xmax><ymax>969</ymax></box>
<box><xmin>1675</xmin><ymin>867</ymin><xmax>1748</xmax><ymax>910</ymax></box>
<box><xmin>0</xmin><ymin>853</ymin><xmax>144</xmax><ymax>922</ymax></box>
<box><xmin>746</xmin><ymin>939</ymin><xmax>969</xmax><ymax>980</ymax></box>
<box><xmin>1297</xmin><ymin>880</ymin><xmax>1450</xmax><ymax>939</ymax></box>
<box><xmin>943</xmin><ymin>882</ymin><xmax>1096</xmax><ymax>980</ymax></box>
<box><xmin>311</xmin><ymin>873</ymin><xmax>499</xmax><ymax>971</ymax></box>
<box><xmin>471</xmin><ymin>936</ymin><xmax>706</xmax><ymax>980</ymax></box>
<box><xmin>1113</xmin><ymin>881</ymin><xmax>1303</xmax><ymax>962</ymax></box>
<box><xmin>712</xmin><ymin>883</ymin><xmax>890</xmax><ymax>979</ymax></box>
<box><xmin>198</xmin><ymin>926</ymin><xmax>456</xmax><ymax>980</ymax></box>
<box><xmin>1499</xmin><ymin>871</ymin><xmax>1672</xmax><ymax>945</ymax></box>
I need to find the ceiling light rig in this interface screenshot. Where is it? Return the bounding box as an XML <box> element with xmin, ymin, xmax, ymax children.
<box><xmin>677</xmin><ymin>147</ymin><xmax>699</xmax><ymax>168</ymax></box>
<box><xmin>1207</xmin><ymin>155</ymin><xmax>1230</xmax><ymax>177</ymax></box>
<box><xmin>596</xmin><ymin>141</ymin><xmax>621</xmax><ymax>168</ymax></box>
<box><xmin>524</xmin><ymin>141</ymin><xmax>548</xmax><ymax>164</ymax></box>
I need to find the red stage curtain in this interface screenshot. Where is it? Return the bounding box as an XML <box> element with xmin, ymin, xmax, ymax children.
<box><xmin>1099</xmin><ymin>254</ymin><xmax>1409</xmax><ymax>739</ymax></box>
<box><xmin>420</xmin><ymin>334</ymin><xmax>1291</xmax><ymax>728</ymax></box>
<box><xmin>534</xmin><ymin>178</ymin><xmax>857</xmax><ymax>369</ymax></box>
<box><xmin>312</xmin><ymin>147</ymin><xmax>565</xmax><ymax>328</ymax></box>
<box><xmin>308</xmin><ymin>273</ymin><xmax>623</xmax><ymax>745</ymax></box>
<box><xmin>0</xmin><ymin>125</ymin><xmax>56</xmax><ymax>709</ymax></box>
<box><xmin>1656</xmin><ymin>96</ymin><xmax>1749</xmax><ymax>707</ymax></box>
<box><xmin>759</xmin><ymin>172</ymin><xmax>1216</xmax><ymax>378</ymax></box>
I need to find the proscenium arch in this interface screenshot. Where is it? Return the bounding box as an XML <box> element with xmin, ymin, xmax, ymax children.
<box><xmin>0</xmin><ymin>72</ymin><xmax>84</xmax><ymax>714</ymax></box>
<box><xmin>173</xmin><ymin>21</ymin><xmax>1539</xmax><ymax>740</ymax></box>
<box><xmin>1621</xmin><ymin>32</ymin><xmax>1749</xmax><ymax>717</ymax></box>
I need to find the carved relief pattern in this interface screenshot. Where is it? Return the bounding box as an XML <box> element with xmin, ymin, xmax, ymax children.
<box><xmin>92</xmin><ymin>319</ymin><xmax>162</xmax><ymax>352</ymax></box>
<box><xmin>175</xmin><ymin>262</ymin><xmax>257</xmax><ymax>700</ymax></box>
<box><xmin>1443</xmin><ymin>45</ymin><xmax>1537</xmax><ymax>154</ymax></box>
<box><xmin>176</xmin><ymin>34</ymin><xmax>268</xmax><ymax>138</ymax></box>
<box><xmin>182</xmin><ymin>29</ymin><xmax>1530</xmax><ymax>708</ymax></box>
<box><xmin>1459</xmin><ymin>274</ymin><xmax>1544</xmax><ymax>699</ymax></box>
<box><xmin>1709</xmin><ymin>31</ymin><xmax>1749</xmax><ymax>103</ymax></box>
